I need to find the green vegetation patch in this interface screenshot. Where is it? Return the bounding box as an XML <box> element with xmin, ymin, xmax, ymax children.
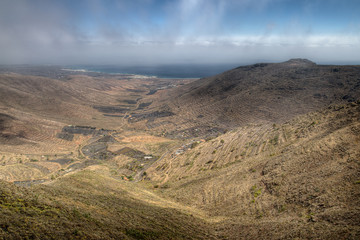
<box><xmin>251</xmin><ymin>185</ymin><xmax>262</xmax><ymax>198</ymax></box>
<box><xmin>269</xmin><ymin>135</ymin><xmax>279</xmax><ymax>145</ymax></box>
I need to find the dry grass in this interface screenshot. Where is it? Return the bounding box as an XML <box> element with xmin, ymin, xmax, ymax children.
<box><xmin>0</xmin><ymin>168</ymin><xmax>216</xmax><ymax>239</ymax></box>
<box><xmin>145</xmin><ymin>102</ymin><xmax>360</xmax><ymax>239</ymax></box>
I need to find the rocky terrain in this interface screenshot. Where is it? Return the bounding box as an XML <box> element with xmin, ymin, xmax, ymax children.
<box><xmin>0</xmin><ymin>60</ymin><xmax>359</xmax><ymax>239</ymax></box>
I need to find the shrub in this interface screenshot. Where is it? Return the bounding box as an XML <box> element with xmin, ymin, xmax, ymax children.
<box><xmin>251</xmin><ymin>185</ymin><xmax>262</xmax><ymax>198</ymax></box>
<box><xmin>191</xmin><ymin>142</ymin><xmax>199</xmax><ymax>149</ymax></box>
<box><xmin>161</xmin><ymin>183</ymin><xmax>170</xmax><ymax>189</ymax></box>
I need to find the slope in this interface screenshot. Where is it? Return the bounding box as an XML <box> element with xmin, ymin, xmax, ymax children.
<box><xmin>145</xmin><ymin>101</ymin><xmax>360</xmax><ymax>239</ymax></box>
<box><xmin>0</xmin><ymin>61</ymin><xmax>359</xmax><ymax>239</ymax></box>
<box><xmin>0</xmin><ymin>167</ymin><xmax>216</xmax><ymax>239</ymax></box>
<box><xmin>130</xmin><ymin>59</ymin><xmax>360</xmax><ymax>137</ymax></box>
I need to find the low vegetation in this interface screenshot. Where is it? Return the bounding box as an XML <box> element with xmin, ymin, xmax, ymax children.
<box><xmin>0</xmin><ymin>170</ymin><xmax>215</xmax><ymax>239</ymax></box>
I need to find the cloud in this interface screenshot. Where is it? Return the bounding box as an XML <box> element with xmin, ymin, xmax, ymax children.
<box><xmin>0</xmin><ymin>0</ymin><xmax>359</xmax><ymax>65</ymax></box>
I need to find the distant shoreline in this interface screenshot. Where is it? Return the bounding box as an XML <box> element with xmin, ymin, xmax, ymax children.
<box><xmin>65</xmin><ymin>64</ymin><xmax>239</xmax><ymax>79</ymax></box>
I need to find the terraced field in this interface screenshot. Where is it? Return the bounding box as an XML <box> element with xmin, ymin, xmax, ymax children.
<box><xmin>144</xmin><ymin>102</ymin><xmax>360</xmax><ymax>238</ymax></box>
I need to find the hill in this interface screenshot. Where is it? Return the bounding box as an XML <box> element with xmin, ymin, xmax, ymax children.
<box><xmin>0</xmin><ymin>169</ymin><xmax>215</xmax><ymax>239</ymax></box>
<box><xmin>0</xmin><ymin>71</ymin><xmax>192</xmax><ymax>152</ymax></box>
<box><xmin>1</xmin><ymin>101</ymin><xmax>359</xmax><ymax>239</ymax></box>
<box><xmin>145</xmin><ymin>101</ymin><xmax>360</xmax><ymax>238</ymax></box>
<box><xmin>129</xmin><ymin>59</ymin><xmax>360</xmax><ymax>138</ymax></box>
<box><xmin>0</xmin><ymin>61</ymin><xmax>359</xmax><ymax>239</ymax></box>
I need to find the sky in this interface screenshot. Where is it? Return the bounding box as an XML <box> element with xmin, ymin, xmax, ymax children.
<box><xmin>0</xmin><ymin>0</ymin><xmax>359</xmax><ymax>65</ymax></box>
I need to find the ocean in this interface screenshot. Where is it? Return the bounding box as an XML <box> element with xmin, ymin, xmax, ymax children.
<box><xmin>66</xmin><ymin>64</ymin><xmax>239</xmax><ymax>78</ymax></box>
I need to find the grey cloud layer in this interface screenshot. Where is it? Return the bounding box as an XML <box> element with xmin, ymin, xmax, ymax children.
<box><xmin>0</xmin><ymin>0</ymin><xmax>359</xmax><ymax>65</ymax></box>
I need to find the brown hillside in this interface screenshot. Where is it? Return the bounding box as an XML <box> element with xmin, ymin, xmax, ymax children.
<box><xmin>0</xmin><ymin>169</ymin><xmax>215</xmax><ymax>239</ymax></box>
<box><xmin>145</xmin><ymin>101</ymin><xmax>360</xmax><ymax>239</ymax></box>
<box><xmin>130</xmin><ymin>59</ymin><xmax>360</xmax><ymax>137</ymax></box>
<box><xmin>0</xmin><ymin>62</ymin><xmax>359</xmax><ymax>239</ymax></box>
<box><xmin>0</xmin><ymin>71</ymin><xmax>188</xmax><ymax>151</ymax></box>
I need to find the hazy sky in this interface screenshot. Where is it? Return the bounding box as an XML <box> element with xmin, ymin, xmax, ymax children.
<box><xmin>0</xmin><ymin>0</ymin><xmax>359</xmax><ymax>65</ymax></box>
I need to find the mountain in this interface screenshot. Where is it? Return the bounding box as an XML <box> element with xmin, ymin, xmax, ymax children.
<box><xmin>0</xmin><ymin>61</ymin><xmax>359</xmax><ymax>239</ymax></box>
<box><xmin>130</xmin><ymin>59</ymin><xmax>360</xmax><ymax>138</ymax></box>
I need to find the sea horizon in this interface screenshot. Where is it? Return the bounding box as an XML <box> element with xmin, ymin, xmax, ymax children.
<box><xmin>65</xmin><ymin>64</ymin><xmax>240</xmax><ymax>79</ymax></box>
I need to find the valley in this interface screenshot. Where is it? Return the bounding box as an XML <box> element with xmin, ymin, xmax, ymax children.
<box><xmin>0</xmin><ymin>60</ymin><xmax>359</xmax><ymax>239</ymax></box>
